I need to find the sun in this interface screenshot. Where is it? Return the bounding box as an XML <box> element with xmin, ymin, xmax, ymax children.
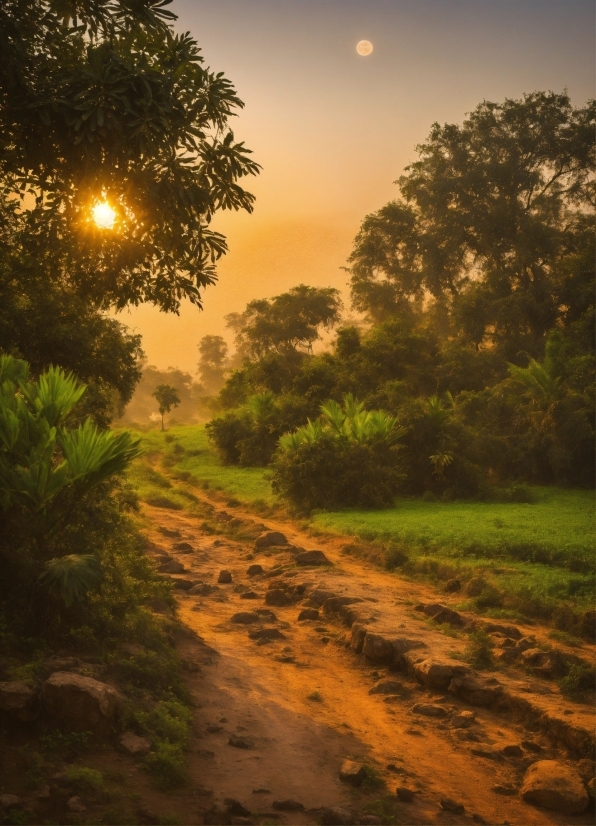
<box><xmin>92</xmin><ymin>201</ymin><xmax>116</xmax><ymax>229</ymax></box>
<box><xmin>356</xmin><ymin>40</ymin><xmax>373</xmax><ymax>56</ymax></box>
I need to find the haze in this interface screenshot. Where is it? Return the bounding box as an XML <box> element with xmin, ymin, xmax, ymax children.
<box><xmin>117</xmin><ymin>0</ymin><xmax>595</xmax><ymax>374</ymax></box>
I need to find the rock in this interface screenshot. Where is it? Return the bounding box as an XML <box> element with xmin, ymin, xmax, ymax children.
<box><xmin>465</xmin><ymin>577</ymin><xmax>486</xmax><ymax>596</ymax></box>
<box><xmin>501</xmin><ymin>744</ymin><xmax>523</xmax><ymax>757</ymax></box>
<box><xmin>0</xmin><ymin>795</ymin><xmax>22</xmax><ymax>809</ymax></box>
<box><xmin>413</xmin><ymin>659</ymin><xmax>469</xmax><ymax>690</ymax></box>
<box><xmin>521</xmin><ymin>760</ymin><xmax>589</xmax><ymax>814</ymax></box>
<box><xmin>231</xmin><ymin>612</ymin><xmax>260</xmax><ymax>624</ymax></box>
<box><xmin>320</xmin><ymin>807</ymin><xmax>354</xmax><ymax>825</ymax></box>
<box><xmin>256</xmin><ymin>608</ymin><xmax>277</xmax><ymax>621</ymax></box>
<box><xmin>298</xmin><ymin>608</ymin><xmax>320</xmax><ymax>621</ymax></box>
<box><xmin>440</xmin><ymin>797</ymin><xmax>464</xmax><ymax>814</ymax></box>
<box><xmin>188</xmin><ymin>583</ymin><xmax>219</xmax><ymax>596</ymax></box>
<box><xmin>451</xmin><ymin>711</ymin><xmax>476</xmax><ymax>729</ymax></box>
<box><xmin>411</xmin><ymin>702</ymin><xmax>448</xmax><ymax>718</ymax></box>
<box><xmin>480</xmin><ymin>621</ymin><xmax>521</xmax><ymax>640</ymax></box>
<box><xmin>158</xmin><ymin>527</ymin><xmax>180</xmax><ymax>537</ymax></box>
<box><xmin>218</xmin><ymin>570</ymin><xmax>233</xmax><ymax>584</ymax></box>
<box><xmin>119</xmin><ymin>731</ymin><xmax>151</xmax><ymax>756</ymax></box>
<box><xmin>492</xmin><ymin>784</ymin><xmax>516</xmax><ymax>795</ymax></box>
<box><xmin>470</xmin><ymin>747</ymin><xmax>503</xmax><ymax>761</ymax></box>
<box><xmin>448</xmin><ymin>674</ymin><xmax>502</xmax><ymax>706</ymax></box>
<box><xmin>322</xmin><ymin>596</ymin><xmax>362</xmax><ymax>615</ymax></box>
<box><xmin>521</xmin><ymin>739</ymin><xmax>543</xmax><ymax>752</ymax></box>
<box><xmin>0</xmin><ymin>680</ymin><xmax>35</xmax><ymax>720</ymax></box>
<box><xmin>172</xmin><ymin>578</ymin><xmax>197</xmax><ymax>590</ymax></box>
<box><xmin>362</xmin><ymin>633</ymin><xmax>394</xmax><ymax>662</ymax></box>
<box><xmin>247</xmin><ymin>564</ymin><xmax>264</xmax><ymax>576</ymax></box>
<box><xmin>272</xmin><ymin>800</ymin><xmax>304</xmax><ymax>811</ymax></box>
<box><xmin>351</xmin><ymin>624</ymin><xmax>367</xmax><ymax>654</ymax></box>
<box><xmin>576</xmin><ymin>759</ymin><xmax>596</xmax><ymax>783</ymax></box>
<box><xmin>228</xmin><ymin>734</ymin><xmax>254</xmax><ymax>749</ymax></box>
<box><xmin>369</xmin><ymin>679</ymin><xmax>402</xmax><ymax>695</ymax></box>
<box><xmin>248</xmin><ymin>628</ymin><xmax>285</xmax><ymax>641</ymax></box>
<box><xmin>224</xmin><ymin>799</ymin><xmax>251</xmax><ymax>817</ymax></box>
<box><xmin>67</xmin><ymin>796</ymin><xmax>87</xmax><ymax>813</ymax></box>
<box><xmin>307</xmin><ymin>588</ymin><xmax>337</xmax><ymax>606</ymax></box>
<box><xmin>295</xmin><ymin>550</ymin><xmax>331</xmax><ymax>566</ymax></box>
<box><xmin>255</xmin><ymin>531</ymin><xmax>287</xmax><ymax>548</ymax></box>
<box><xmin>265</xmin><ymin>589</ymin><xmax>290</xmax><ymax>607</ymax></box>
<box><xmin>339</xmin><ymin>760</ymin><xmax>366</xmax><ymax>786</ymax></box>
<box><xmin>240</xmin><ymin>591</ymin><xmax>259</xmax><ymax>600</ymax></box>
<box><xmin>203</xmin><ymin>806</ymin><xmax>232</xmax><ymax>825</ymax></box>
<box><xmin>42</xmin><ymin>672</ymin><xmax>122</xmax><ymax>734</ymax></box>
<box><xmin>252</xmin><ymin>789</ymin><xmax>271</xmax><ymax>794</ymax></box>
<box><xmin>431</xmin><ymin>607</ymin><xmax>464</xmax><ymax>626</ymax></box>
<box><xmin>396</xmin><ymin>787</ymin><xmax>414</xmax><ymax>802</ymax></box>
<box><xmin>173</xmin><ymin>542</ymin><xmax>194</xmax><ymax>552</ymax></box>
<box><xmin>159</xmin><ymin>559</ymin><xmax>185</xmax><ymax>574</ymax></box>
<box><xmin>444</xmin><ymin>578</ymin><xmax>462</xmax><ymax>593</ymax></box>
<box><xmin>580</xmin><ymin>609</ymin><xmax>596</xmax><ymax>642</ymax></box>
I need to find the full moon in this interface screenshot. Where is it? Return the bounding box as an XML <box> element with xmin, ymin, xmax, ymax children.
<box><xmin>356</xmin><ymin>40</ymin><xmax>373</xmax><ymax>56</ymax></box>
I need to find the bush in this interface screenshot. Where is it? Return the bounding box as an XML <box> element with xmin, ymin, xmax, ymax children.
<box><xmin>270</xmin><ymin>396</ymin><xmax>405</xmax><ymax>511</ymax></box>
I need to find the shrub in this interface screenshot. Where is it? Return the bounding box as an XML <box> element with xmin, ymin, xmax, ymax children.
<box><xmin>270</xmin><ymin>395</ymin><xmax>405</xmax><ymax>511</ymax></box>
<box><xmin>463</xmin><ymin>629</ymin><xmax>495</xmax><ymax>670</ymax></box>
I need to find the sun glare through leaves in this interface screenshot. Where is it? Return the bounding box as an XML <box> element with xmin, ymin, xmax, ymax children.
<box><xmin>92</xmin><ymin>201</ymin><xmax>116</xmax><ymax>229</ymax></box>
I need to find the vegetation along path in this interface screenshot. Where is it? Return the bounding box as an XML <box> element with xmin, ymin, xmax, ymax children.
<box><xmin>139</xmin><ymin>482</ymin><xmax>595</xmax><ymax>826</ymax></box>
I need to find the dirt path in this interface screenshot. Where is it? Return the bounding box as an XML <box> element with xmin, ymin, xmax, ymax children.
<box><xmin>142</xmin><ymin>495</ymin><xmax>595</xmax><ymax>826</ymax></box>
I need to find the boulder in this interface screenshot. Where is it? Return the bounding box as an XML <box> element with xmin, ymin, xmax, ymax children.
<box><xmin>231</xmin><ymin>612</ymin><xmax>260</xmax><ymax>625</ymax></box>
<box><xmin>0</xmin><ymin>680</ymin><xmax>36</xmax><ymax>720</ymax></box>
<box><xmin>448</xmin><ymin>674</ymin><xmax>503</xmax><ymax>707</ymax></box>
<box><xmin>119</xmin><ymin>731</ymin><xmax>151</xmax><ymax>756</ymax></box>
<box><xmin>412</xmin><ymin>658</ymin><xmax>469</xmax><ymax>690</ymax></box>
<box><xmin>240</xmin><ymin>591</ymin><xmax>258</xmax><ymax>600</ymax></box>
<box><xmin>362</xmin><ymin>633</ymin><xmax>394</xmax><ymax>663</ymax></box>
<box><xmin>255</xmin><ymin>531</ymin><xmax>287</xmax><ymax>548</ymax></box>
<box><xmin>320</xmin><ymin>808</ymin><xmax>354</xmax><ymax>825</ymax></box>
<box><xmin>159</xmin><ymin>559</ymin><xmax>185</xmax><ymax>574</ymax></box>
<box><xmin>248</xmin><ymin>628</ymin><xmax>285</xmax><ymax>641</ymax></box>
<box><xmin>265</xmin><ymin>589</ymin><xmax>290</xmax><ymax>607</ymax></box>
<box><xmin>295</xmin><ymin>550</ymin><xmax>331</xmax><ymax>566</ymax></box>
<box><xmin>0</xmin><ymin>795</ymin><xmax>23</xmax><ymax>809</ymax></box>
<box><xmin>479</xmin><ymin>621</ymin><xmax>521</xmax><ymax>640</ymax></box>
<box><xmin>218</xmin><ymin>570</ymin><xmax>233</xmax><ymax>584</ymax></box>
<box><xmin>246</xmin><ymin>564</ymin><xmax>264</xmax><ymax>576</ymax></box>
<box><xmin>521</xmin><ymin>760</ymin><xmax>589</xmax><ymax>814</ymax></box>
<box><xmin>172</xmin><ymin>542</ymin><xmax>194</xmax><ymax>552</ymax></box>
<box><xmin>228</xmin><ymin>734</ymin><xmax>254</xmax><ymax>749</ymax></box>
<box><xmin>396</xmin><ymin>787</ymin><xmax>414</xmax><ymax>802</ymax></box>
<box><xmin>351</xmin><ymin>624</ymin><xmax>367</xmax><ymax>654</ymax></box>
<box><xmin>369</xmin><ymin>679</ymin><xmax>403</xmax><ymax>695</ymax></box>
<box><xmin>440</xmin><ymin>798</ymin><xmax>464</xmax><ymax>814</ymax></box>
<box><xmin>188</xmin><ymin>583</ymin><xmax>219</xmax><ymax>596</ymax></box>
<box><xmin>42</xmin><ymin>672</ymin><xmax>122</xmax><ymax>734</ymax></box>
<box><xmin>411</xmin><ymin>703</ymin><xmax>448</xmax><ymax>718</ymax></box>
<box><xmin>172</xmin><ymin>578</ymin><xmax>197</xmax><ymax>590</ymax></box>
<box><xmin>298</xmin><ymin>608</ymin><xmax>320</xmax><ymax>621</ymax></box>
<box><xmin>272</xmin><ymin>800</ymin><xmax>304</xmax><ymax>811</ymax></box>
<box><xmin>339</xmin><ymin>760</ymin><xmax>366</xmax><ymax>786</ymax></box>
<box><xmin>306</xmin><ymin>588</ymin><xmax>337</xmax><ymax>607</ymax></box>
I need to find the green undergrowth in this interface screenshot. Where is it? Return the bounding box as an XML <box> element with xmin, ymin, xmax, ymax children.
<box><xmin>125</xmin><ymin>424</ymin><xmax>595</xmax><ymax>633</ymax></box>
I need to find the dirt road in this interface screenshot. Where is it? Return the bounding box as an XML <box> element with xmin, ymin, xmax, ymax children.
<box><xmin>141</xmin><ymin>495</ymin><xmax>595</xmax><ymax>826</ymax></box>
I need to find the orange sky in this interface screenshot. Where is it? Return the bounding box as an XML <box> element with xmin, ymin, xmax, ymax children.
<box><xmin>116</xmin><ymin>0</ymin><xmax>595</xmax><ymax>375</ymax></box>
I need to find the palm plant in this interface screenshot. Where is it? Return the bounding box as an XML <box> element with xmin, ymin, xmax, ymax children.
<box><xmin>0</xmin><ymin>354</ymin><xmax>141</xmax><ymax>605</ymax></box>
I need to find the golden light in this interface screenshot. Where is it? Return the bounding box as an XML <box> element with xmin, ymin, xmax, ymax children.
<box><xmin>356</xmin><ymin>40</ymin><xmax>373</xmax><ymax>56</ymax></box>
<box><xmin>92</xmin><ymin>201</ymin><xmax>116</xmax><ymax>229</ymax></box>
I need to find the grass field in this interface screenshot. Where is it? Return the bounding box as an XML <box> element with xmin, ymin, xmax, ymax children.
<box><xmin>126</xmin><ymin>424</ymin><xmax>595</xmax><ymax>628</ymax></box>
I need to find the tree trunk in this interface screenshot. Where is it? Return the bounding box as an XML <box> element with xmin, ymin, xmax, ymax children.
<box><xmin>161</xmin><ymin>413</ymin><xmax>164</xmax><ymax>431</ymax></box>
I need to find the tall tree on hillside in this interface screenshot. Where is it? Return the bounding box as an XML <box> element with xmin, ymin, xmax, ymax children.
<box><xmin>348</xmin><ymin>92</ymin><xmax>595</xmax><ymax>360</ymax></box>
<box><xmin>198</xmin><ymin>335</ymin><xmax>229</xmax><ymax>394</ymax></box>
<box><xmin>152</xmin><ymin>384</ymin><xmax>180</xmax><ymax>431</ymax></box>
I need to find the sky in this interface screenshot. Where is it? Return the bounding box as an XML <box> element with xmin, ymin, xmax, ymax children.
<box><xmin>117</xmin><ymin>0</ymin><xmax>595</xmax><ymax>374</ymax></box>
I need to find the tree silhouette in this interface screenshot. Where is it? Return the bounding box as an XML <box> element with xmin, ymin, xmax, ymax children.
<box><xmin>152</xmin><ymin>384</ymin><xmax>180</xmax><ymax>431</ymax></box>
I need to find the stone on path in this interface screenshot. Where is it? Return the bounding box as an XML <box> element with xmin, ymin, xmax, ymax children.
<box><xmin>295</xmin><ymin>550</ymin><xmax>331</xmax><ymax>566</ymax></box>
<box><xmin>411</xmin><ymin>703</ymin><xmax>448</xmax><ymax>718</ymax></box>
<box><xmin>231</xmin><ymin>612</ymin><xmax>260</xmax><ymax>624</ymax></box>
<box><xmin>298</xmin><ymin>608</ymin><xmax>320</xmax><ymax>621</ymax></box>
<box><xmin>248</xmin><ymin>628</ymin><xmax>286</xmax><ymax>641</ymax></box>
<box><xmin>119</xmin><ymin>731</ymin><xmax>151</xmax><ymax>756</ymax></box>
<box><xmin>396</xmin><ymin>787</ymin><xmax>414</xmax><ymax>802</ymax></box>
<box><xmin>159</xmin><ymin>559</ymin><xmax>185</xmax><ymax>574</ymax></box>
<box><xmin>218</xmin><ymin>570</ymin><xmax>232</xmax><ymax>584</ymax></box>
<box><xmin>369</xmin><ymin>679</ymin><xmax>402</xmax><ymax>695</ymax></box>
<box><xmin>240</xmin><ymin>591</ymin><xmax>259</xmax><ymax>600</ymax></box>
<box><xmin>339</xmin><ymin>760</ymin><xmax>366</xmax><ymax>787</ymax></box>
<box><xmin>440</xmin><ymin>797</ymin><xmax>464</xmax><ymax>814</ymax></box>
<box><xmin>228</xmin><ymin>734</ymin><xmax>255</xmax><ymax>749</ymax></box>
<box><xmin>247</xmin><ymin>564</ymin><xmax>264</xmax><ymax>576</ymax></box>
<box><xmin>255</xmin><ymin>531</ymin><xmax>287</xmax><ymax>548</ymax></box>
<box><xmin>320</xmin><ymin>808</ymin><xmax>354</xmax><ymax>825</ymax></box>
<box><xmin>520</xmin><ymin>760</ymin><xmax>589</xmax><ymax>814</ymax></box>
<box><xmin>272</xmin><ymin>800</ymin><xmax>304</xmax><ymax>811</ymax></box>
<box><xmin>265</xmin><ymin>589</ymin><xmax>290</xmax><ymax>607</ymax></box>
<box><xmin>173</xmin><ymin>541</ymin><xmax>194</xmax><ymax>552</ymax></box>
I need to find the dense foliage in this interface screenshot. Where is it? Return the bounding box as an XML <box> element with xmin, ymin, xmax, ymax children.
<box><xmin>209</xmin><ymin>93</ymin><xmax>595</xmax><ymax>506</ymax></box>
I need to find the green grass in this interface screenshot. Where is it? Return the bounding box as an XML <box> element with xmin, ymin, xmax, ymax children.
<box><xmin>124</xmin><ymin>424</ymin><xmax>595</xmax><ymax>627</ymax></box>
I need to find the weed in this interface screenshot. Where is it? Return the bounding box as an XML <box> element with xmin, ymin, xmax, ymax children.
<box><xmin>66</xmin><ymin>766</ymin><xmax>107</xmax><ymax>797</ymax></box>
<box><xmin>361</xmin><ymin>795</ymin><xmax>398</xmax><ymax>824</ymax></box>
<box><xmin>144</xmin><ymin>742</ymin><xmax>187</xmax><ymax>790</ymax></box>
<box><xmin>39</xmin><ymin>730</ymin><xmax>91</xmax><ymax>755</ymax></box>
<box><xmin>137</xmin><ymin>699</ymin><xmax>192</xmax><ymax>744</ymax></box>
<box><xmin>547</xmin><ymin>629</ymin><xmax>581</xmax><ymax>647</ymax></box>
<box><xmin>559</xmin><ymin>664</ymin><xmax>596</xmax><ymax>701</ymax></box>
<box><xmin>307</xmin><ymin>691</ymin><xmax>323</xmax><ymax>702</ymax></box>
<box><xmin>463</xmin><ymin>629</ymin><xmax>495</xmax><ymax>670</ymax></box>
<box><xmin>361</xmin><ymin>765</ymin><xmax>386</xmax><ymax>789</ymax></box>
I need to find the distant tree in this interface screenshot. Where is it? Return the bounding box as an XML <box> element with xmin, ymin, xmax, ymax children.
<box><xmin>198</xmin><ymin>335</ymin><xmax>229</xmax><ymax>394</ymax></box>
<box><xmin>0</xmin><ymin>0</ymin><xmax>260</xmax><ymax>313</ymax></box>
<box><xmin>232</xmin><ymin>285</ymin><xmax>342</xmax><ymax>359</ymax></box>
<box><xmin>152</xmin><ymin>384</ymin><xmax>180</xmax><ymax>431</ymax></box>
<box><xmin>349</xmin><ymin>92</ymin><xmax>595</xmax><ymax>358</ymax></box>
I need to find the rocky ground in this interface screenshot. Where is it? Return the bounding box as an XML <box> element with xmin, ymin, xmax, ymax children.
<box><xmin>1</xmin><ymin>489</ymin><xmax>594</xmax><ymax>825</ymax></box>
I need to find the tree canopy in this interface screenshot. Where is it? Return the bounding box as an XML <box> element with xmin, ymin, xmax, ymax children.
<box><xmin>349</xmin><ymin>92</ymin><xmax>595</xmax><ymax>359</ymax></box>
<box><xmin>0</xmin><ymin>0</ymin><xmax>260</xmax><ymax>312</ymax></box>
